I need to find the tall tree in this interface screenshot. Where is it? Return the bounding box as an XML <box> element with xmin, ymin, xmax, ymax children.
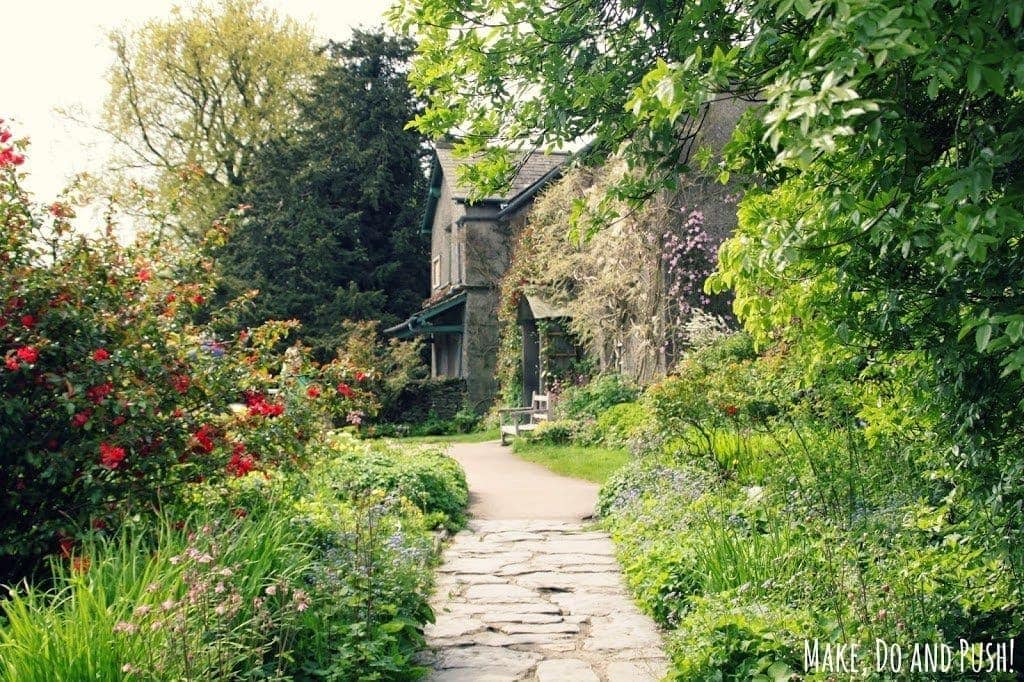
<box><xmin>103</xmin><ymin>0</ymin><xmax>324</xmax><ymax>239</ymax></box>
<box><xmin>219</xmin><ymin>30</ymin><xmax>428</xmax><ymax>354</ymax></box>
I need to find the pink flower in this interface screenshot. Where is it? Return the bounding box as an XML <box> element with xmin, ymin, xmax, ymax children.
<box><xmin>113</xmin><ymin>621</ymin><xmax>138</xmax><ymax>635</ymax></box>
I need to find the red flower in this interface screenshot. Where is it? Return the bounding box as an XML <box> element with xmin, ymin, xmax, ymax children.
<box><xmin>192</xmin><ymin>424</ymin><xmax>215</xmax><ymax>453</ymax></box>
<box><xmin>5</xmin><ymin>356</ymin><xmax>18</xmax><ymax>371</ymax></box>
<box><xmin>58</xmin><ymin>537</ymin><xmax>75</xmax><ymax>558</ymax></box>
<box><xmin>244</xmin><ymin>391</ymin><xmax>284</xmax><ymax>417</ymax></box>
<box><xmin>86</xmin><ymin>382</ymin><xmax>114</xmax><ymax>404</ymax></box>
<box><xmin>137</xmin><ymin>268</ymin><xmax>152</xmax><ymax>282</ymax></box>
<box><xmin>112</xmin><ymin>415</ymin><xmax>126</xmax><ymax>426</ymax></box>
<box><xmin>15</xmin><ymin>346</ymin><xmax>38</xmax><ymax>364</ymax></box>
<box><xmin>71</xmin><ymin>410</ymin><xmax>92</xmax><ymax>427</ymax></box>
<box><xmin>355</xmin><ymin>371</ymin><xmax>367</xmax><ymax>382</ymax></box>
<box><xmin>226</xmin><ymin>445</ymin><xmax>256</xmax><ymax>477</ymax></box>
<box><xmin>91</xmin><ymin>518</ymin><xmax>107</xmax><ymax>530</ymax></box>
<box><xmin>20</xmin><ymin>314</ymin><xmax>36</xmax><ymax>328</ymax></box>
<box><xmin>99</xmin><ymin>442</ymin><xmax>127</xmax><ymax>469</ymax></box>
<box><xmin>166</xmin><ymin>293</ymin><xmax>176</xmax><ymax>303</ymax></box>
<box><xmin>723</xmin><ymin>404</ymin><xmax>739</xmax><ymax>417</ymax></box>
<box><xmin>337</xmin><ymin>383</ymin><xmax>354</xmax><ymax>399</ymax></box>
<box><xmin>92</xmin><ymin>348</ymin><xmax>110</xmax><ymax>362</ymax></box>
<box><xmin>48</xmin><ymin>202</ymin><xmax>74</xmax><ymax>219</ymax></box>
<box><xmin>306</xmin><ymin>385</ymin><xmax>321</xmax><ymax>398</ymax></box>
<box><xmin>172</xmin><ymin>408</ymin><xmax>184</xmax><ymax>418</ymax></box>
<box><xmin>190</xmin><ymin>294</ymin><xmax>205</xmax><ymax>305</ymax></box>
<box><xmin>0</xmin><ymin>148</ymin><xmax>24</xmax><ymax>167</ymax></box>
<box><xmin>171</xmin><ymin>374</ymin><xmax>190</xmax><ymax>393</ymax></box>
<box><xmin>0</xmin><ymin>131</ymin><xmax>10</xmax><ymax>143</ymax></box>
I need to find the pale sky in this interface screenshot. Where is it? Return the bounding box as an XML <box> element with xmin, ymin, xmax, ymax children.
<box><xmin>5</xmin><ymin>0</ymin><xmax>396</xmax><ymax>202</ymax></box>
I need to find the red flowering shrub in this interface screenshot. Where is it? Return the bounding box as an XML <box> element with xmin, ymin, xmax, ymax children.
<box><xmin>0</xmin><ymin>129</ymin><xmax>377</xmax><ymax>582</ymax></box>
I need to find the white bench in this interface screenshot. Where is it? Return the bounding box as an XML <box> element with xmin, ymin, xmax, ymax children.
<box><xmin>499</xmin><ymin>392</ymin><xmax>550</xmax><ymax>445</ymax></box>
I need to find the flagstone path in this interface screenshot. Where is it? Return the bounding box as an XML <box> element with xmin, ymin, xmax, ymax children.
<box><xmin>421</xmin><ymin>441</ymin><xmax>668</xmax><ymax>681</ymax></box>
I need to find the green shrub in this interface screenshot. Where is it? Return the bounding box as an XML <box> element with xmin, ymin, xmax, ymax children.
<box><xmin>601</xmin><ymin>332</ymin><xmax>1023</xmax><ymax>678</ymax></box>
<box><xmin>318</xmin><ymin>433</ymin><xmax>468</xmax><ymax>530</ymax></box>
<box><xmin>597</xmin><ymin>455</ymin><xmax>712</xmax><ymax>518</ymax></box>
<box><xmin>0</xmin><ymin>433</ymin><xmax>460</xmax><ymax>680</ymax></box>
<box><xmin>522</xmin><ymin>418</ymin><xmax>580</xmax><ymax>445</ymax></box>
<box><xmin>588</xmin><ymin>401</ymin><xmax>654</xmax><ymax>447</ymax></box>
<box><xmin>667</xmin><ymin>598</ymin><xmax>818</xmax><ymax>681</ymax></box>
<box><xmin>0</xmin><ymin>130</ymin><xmax>383</xmax><ymax>584</ymax></box>
<box><xmin>557</xmin><ymin>373</ymin><xmax>639</xmax><ymax>420</ymax></box>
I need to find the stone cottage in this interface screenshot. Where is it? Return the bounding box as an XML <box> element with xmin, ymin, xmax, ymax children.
<box><xmin>385</xmin><ymin>144</ymin><xmax>569</xmax><ymax>412</ymax></box>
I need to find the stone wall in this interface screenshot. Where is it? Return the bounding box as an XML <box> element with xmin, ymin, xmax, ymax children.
<box><xmin>463</xmin><ymin>288</ymin><xmax>502</xmax><ymax>413</ymax></box>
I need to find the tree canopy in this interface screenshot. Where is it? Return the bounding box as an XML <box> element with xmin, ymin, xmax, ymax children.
<box><xmin>218</xmin><ymin>30</ymin><xmax>429</xmax><ymax>355</ymax></box>
<box><xmin>392</xmin><ymin>0</ymin><xmax>1024</xmax><ymax>560</ymax></box>
<box><xmin>103</xmin><ymin>0</ymin><xmax>324</xmax><ymax>238</ymax></box>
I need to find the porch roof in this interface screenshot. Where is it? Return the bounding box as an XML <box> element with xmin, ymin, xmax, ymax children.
<box><xmin>517</xmin><ymin>293</ymin><xmax>571</xmax><ymax>322</ymax></box>
<box><xmin>384</xmin><ymin>292</ymin><xmax>467</xmax><ymax>339</ymax></box>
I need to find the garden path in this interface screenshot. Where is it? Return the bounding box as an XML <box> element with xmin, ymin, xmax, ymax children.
<box><xmin>422</xmin><ymin>440</ymin><xmax>668</xmax><ymax>681</ymax></box>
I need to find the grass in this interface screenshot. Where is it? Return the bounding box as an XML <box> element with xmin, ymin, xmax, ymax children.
<box><xmin>396</xmin><ymin>428</ymin><xmax>500</xmax><ymax>445</ymax></box>
<box><xmin>511</xmin><ymin>441</ymin><xmax>630</xmax><ymax>483</ymax></box>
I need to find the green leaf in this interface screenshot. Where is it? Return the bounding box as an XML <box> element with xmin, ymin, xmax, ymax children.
<box><xmin>966</xmin><ymin>62</ymin><xmax>982</xmax><ymax>92</ymax></box>
<box><xmin>1006</xmin><ymin>318</ymin><xmax>1024</xmax><ymax>343</ymax></box>
<box><xmin>982</xmin><ymin>67</ymin><xmax>1005</xmax><ymax>96</ymax></box>
<box><xmin>975</xmin><ymin>323</ymin><xmax>993</xmax><ymax>352</ymax></box>
<box><xmin>1009</xmin><ymin>1</ymin><xmax>1023</xmax><ymax>28</ymax></box>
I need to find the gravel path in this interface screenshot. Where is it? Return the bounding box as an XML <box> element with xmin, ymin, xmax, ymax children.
<box><xmin>422</xmin><ymin>441</ymin><xmax>667</xmax><ymax>681</ymax></box>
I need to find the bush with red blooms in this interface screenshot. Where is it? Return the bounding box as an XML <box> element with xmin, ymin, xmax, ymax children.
<box><xmin>0</xmin><ymin>123</ymin><xmax>376</xmax><ymax>582</ymax></box>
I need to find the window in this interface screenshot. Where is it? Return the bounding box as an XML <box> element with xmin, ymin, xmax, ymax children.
<box><xmin>431</xmin><ymin>256</ymin><xmax>441</xmax><ymax>289</ymax></box>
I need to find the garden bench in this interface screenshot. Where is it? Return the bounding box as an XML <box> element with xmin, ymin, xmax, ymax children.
<box><xmin>499</xmin><ymin>392</ymin><xmax>550</xmax><ymax>445</ymax></box>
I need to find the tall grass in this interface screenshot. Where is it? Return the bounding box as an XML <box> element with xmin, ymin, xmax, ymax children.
<box><xmin>0</xmin><ymin>510</ymin><xmax>310</xmax><ymax>681</ymax></box>
<box><xmin>691</xmin><ymin>516</ymin><xmax>812</xmax><ymax>598</ymax></box>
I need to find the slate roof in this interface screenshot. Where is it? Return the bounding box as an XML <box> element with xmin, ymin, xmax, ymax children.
<box><xmin>435</xmin><ymin>147</ymin><xmax>570</xmax><ymax>203</ymax></box>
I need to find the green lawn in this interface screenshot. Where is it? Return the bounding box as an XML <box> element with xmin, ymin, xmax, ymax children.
<box><xmin>511</xmin><ymin>441</ymin><xmax>630</xmax><ymax>484</ymax></box>
<box><xmin>396</xmin><ymin>428</ymin><xmax>501</xmax><ymax>445</ymax></box>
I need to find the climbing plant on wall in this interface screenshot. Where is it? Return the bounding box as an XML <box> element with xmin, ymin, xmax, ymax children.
<box><xmin>495</xmin><ymin>159</ymin><xmax>732</xmax><ymax>394</ymax></box>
